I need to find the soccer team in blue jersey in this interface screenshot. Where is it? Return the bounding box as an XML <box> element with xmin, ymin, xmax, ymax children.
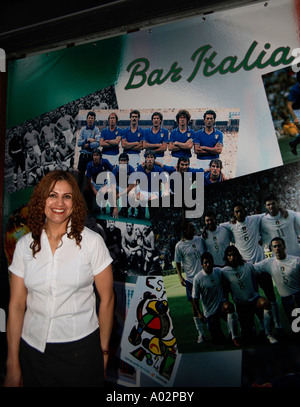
<box><xmin>77</xmin><ymin>108</ymin><xmax>226</xmax><ymax>213</ymax></box>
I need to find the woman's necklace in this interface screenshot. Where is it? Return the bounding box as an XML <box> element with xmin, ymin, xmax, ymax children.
<box><xmin>48</xmin><ymin>232</ymin><xmax>63</xmax><ymax>240</ymax></box>
<box><xmin>44</xmin><ymin>228</ymin><xmax>66</xmax><ymax>240</ymax></box>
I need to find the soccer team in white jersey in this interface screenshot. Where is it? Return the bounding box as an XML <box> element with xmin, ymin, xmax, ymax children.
<box><xmin>174</xmin><ymin>195</ymin><xmax>300</xmax><ymax>347</ymax></box>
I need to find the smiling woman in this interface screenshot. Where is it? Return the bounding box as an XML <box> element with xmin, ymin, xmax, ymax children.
<box><xmin>27</xmin><ymin>170</ymin><xmax>86</xmax><ymax>257</ymax></box>
<box><xmin>4</xmin><ymin>170</ymin><xmax>114</xmax><ymax>387</ymax></box>
<box><xmin>44</xmin><ymin>181</ymin><xmax>74</xmax><ymax>251</ymax></box>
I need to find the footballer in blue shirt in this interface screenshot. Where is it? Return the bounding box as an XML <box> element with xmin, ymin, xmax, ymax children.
<box><xmin>85</xmin><ymin>149</ymin><xmax>114</xmax><ymax>210</ymax></box>
<box><xmin>194</xmin><ymin>110</ymin><xmax>223</xmax><ymax>168</ymax></box>
<box><xmin>100</xmin><ymin>112</ymin><xmax>122</xmax><ymax>163</ymax></box>
<box><xmin>169</xmin><ymin>109</ymin><xmax>195</xmax><ymax>166</ymax></box>
<box><xmin>121</xmin><ymin>110</ymin><xmax>145</xmax><ymax>169</ymax></box>
<box><xmin>143</xmin><ymin>111</ymin><xmax>168</xmax><ymax>159</ymax></box>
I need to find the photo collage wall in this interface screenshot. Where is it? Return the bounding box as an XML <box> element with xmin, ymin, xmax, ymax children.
<box><xmin>2</xmin><ymin>0</ymin><xmax>300</xmax><ymax>387</ymax></box>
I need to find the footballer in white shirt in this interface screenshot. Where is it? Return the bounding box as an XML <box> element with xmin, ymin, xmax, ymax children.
<box><xmin>260</xmin><ymin>195</ymin><xmax>300</xmax><ymax>257</ymax></box>
<box><xmin>174</xmin><ymin>221</ymin><xmax>206</xmax><ymax>343</ymax></box>
<box><xmin>255</xmin><ymin>236</ymin><xmax>300</xmax><ymax>327</ymax></box>
<box><xmin>221</xmin><ymin>245</ymin><xmax>277</xmax><ymax>345</ymax></box>
<box><xmin>202</xmin><ymin>212</ymin><xmax>233</xmax><ymax>267</ymax></box>
<box><xmin>221</xmin><ymin>202</ymin><xmax>265</xmax><ymax>264</ymax></box>
<box><xmin>192</xmin><ymin>252</ymin><xmax>240</xmax><ymax>347</ymax></box>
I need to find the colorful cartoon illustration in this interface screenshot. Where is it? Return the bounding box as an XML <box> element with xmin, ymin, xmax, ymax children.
<box><xmin>122</xmin><ymin>277</ymin><xmax>179</xmax><ymax>384</ymax></box>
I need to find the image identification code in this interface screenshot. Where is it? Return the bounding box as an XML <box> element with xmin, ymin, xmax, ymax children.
<box><xmin>106</xmin><ymin>391</ymin><xmax>194</xmax><ymax>404</ymax></box>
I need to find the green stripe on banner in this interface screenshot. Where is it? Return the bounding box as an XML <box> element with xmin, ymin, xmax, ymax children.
<box><xmin>6</xmin><ymin>36</ymin><xmax>125</xmax><ymax>128</ymax></box>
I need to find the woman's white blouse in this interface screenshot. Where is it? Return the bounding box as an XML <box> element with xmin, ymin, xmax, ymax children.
<box><xmin>9</xmin><ymin>227</ymin><xmax>113</xmax><ymax>353</ymax></box>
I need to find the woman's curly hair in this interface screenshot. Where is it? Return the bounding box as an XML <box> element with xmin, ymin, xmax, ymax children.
<box><xmin>27</xmin><ymin>170</ymin><xmax>87</xmax><ymax>257</ymax></box>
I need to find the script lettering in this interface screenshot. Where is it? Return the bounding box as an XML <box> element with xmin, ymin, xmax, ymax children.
<box><xmin>125</xmin><ymin>41</ymin><xmax>297</xmax><ymax>89</ymax></box>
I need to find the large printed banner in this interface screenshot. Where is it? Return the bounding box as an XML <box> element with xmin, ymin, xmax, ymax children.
<box><xmin>2</xmin><ymin>0</ymin><xmax>300</xmax><ymax>387</ymax></box>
